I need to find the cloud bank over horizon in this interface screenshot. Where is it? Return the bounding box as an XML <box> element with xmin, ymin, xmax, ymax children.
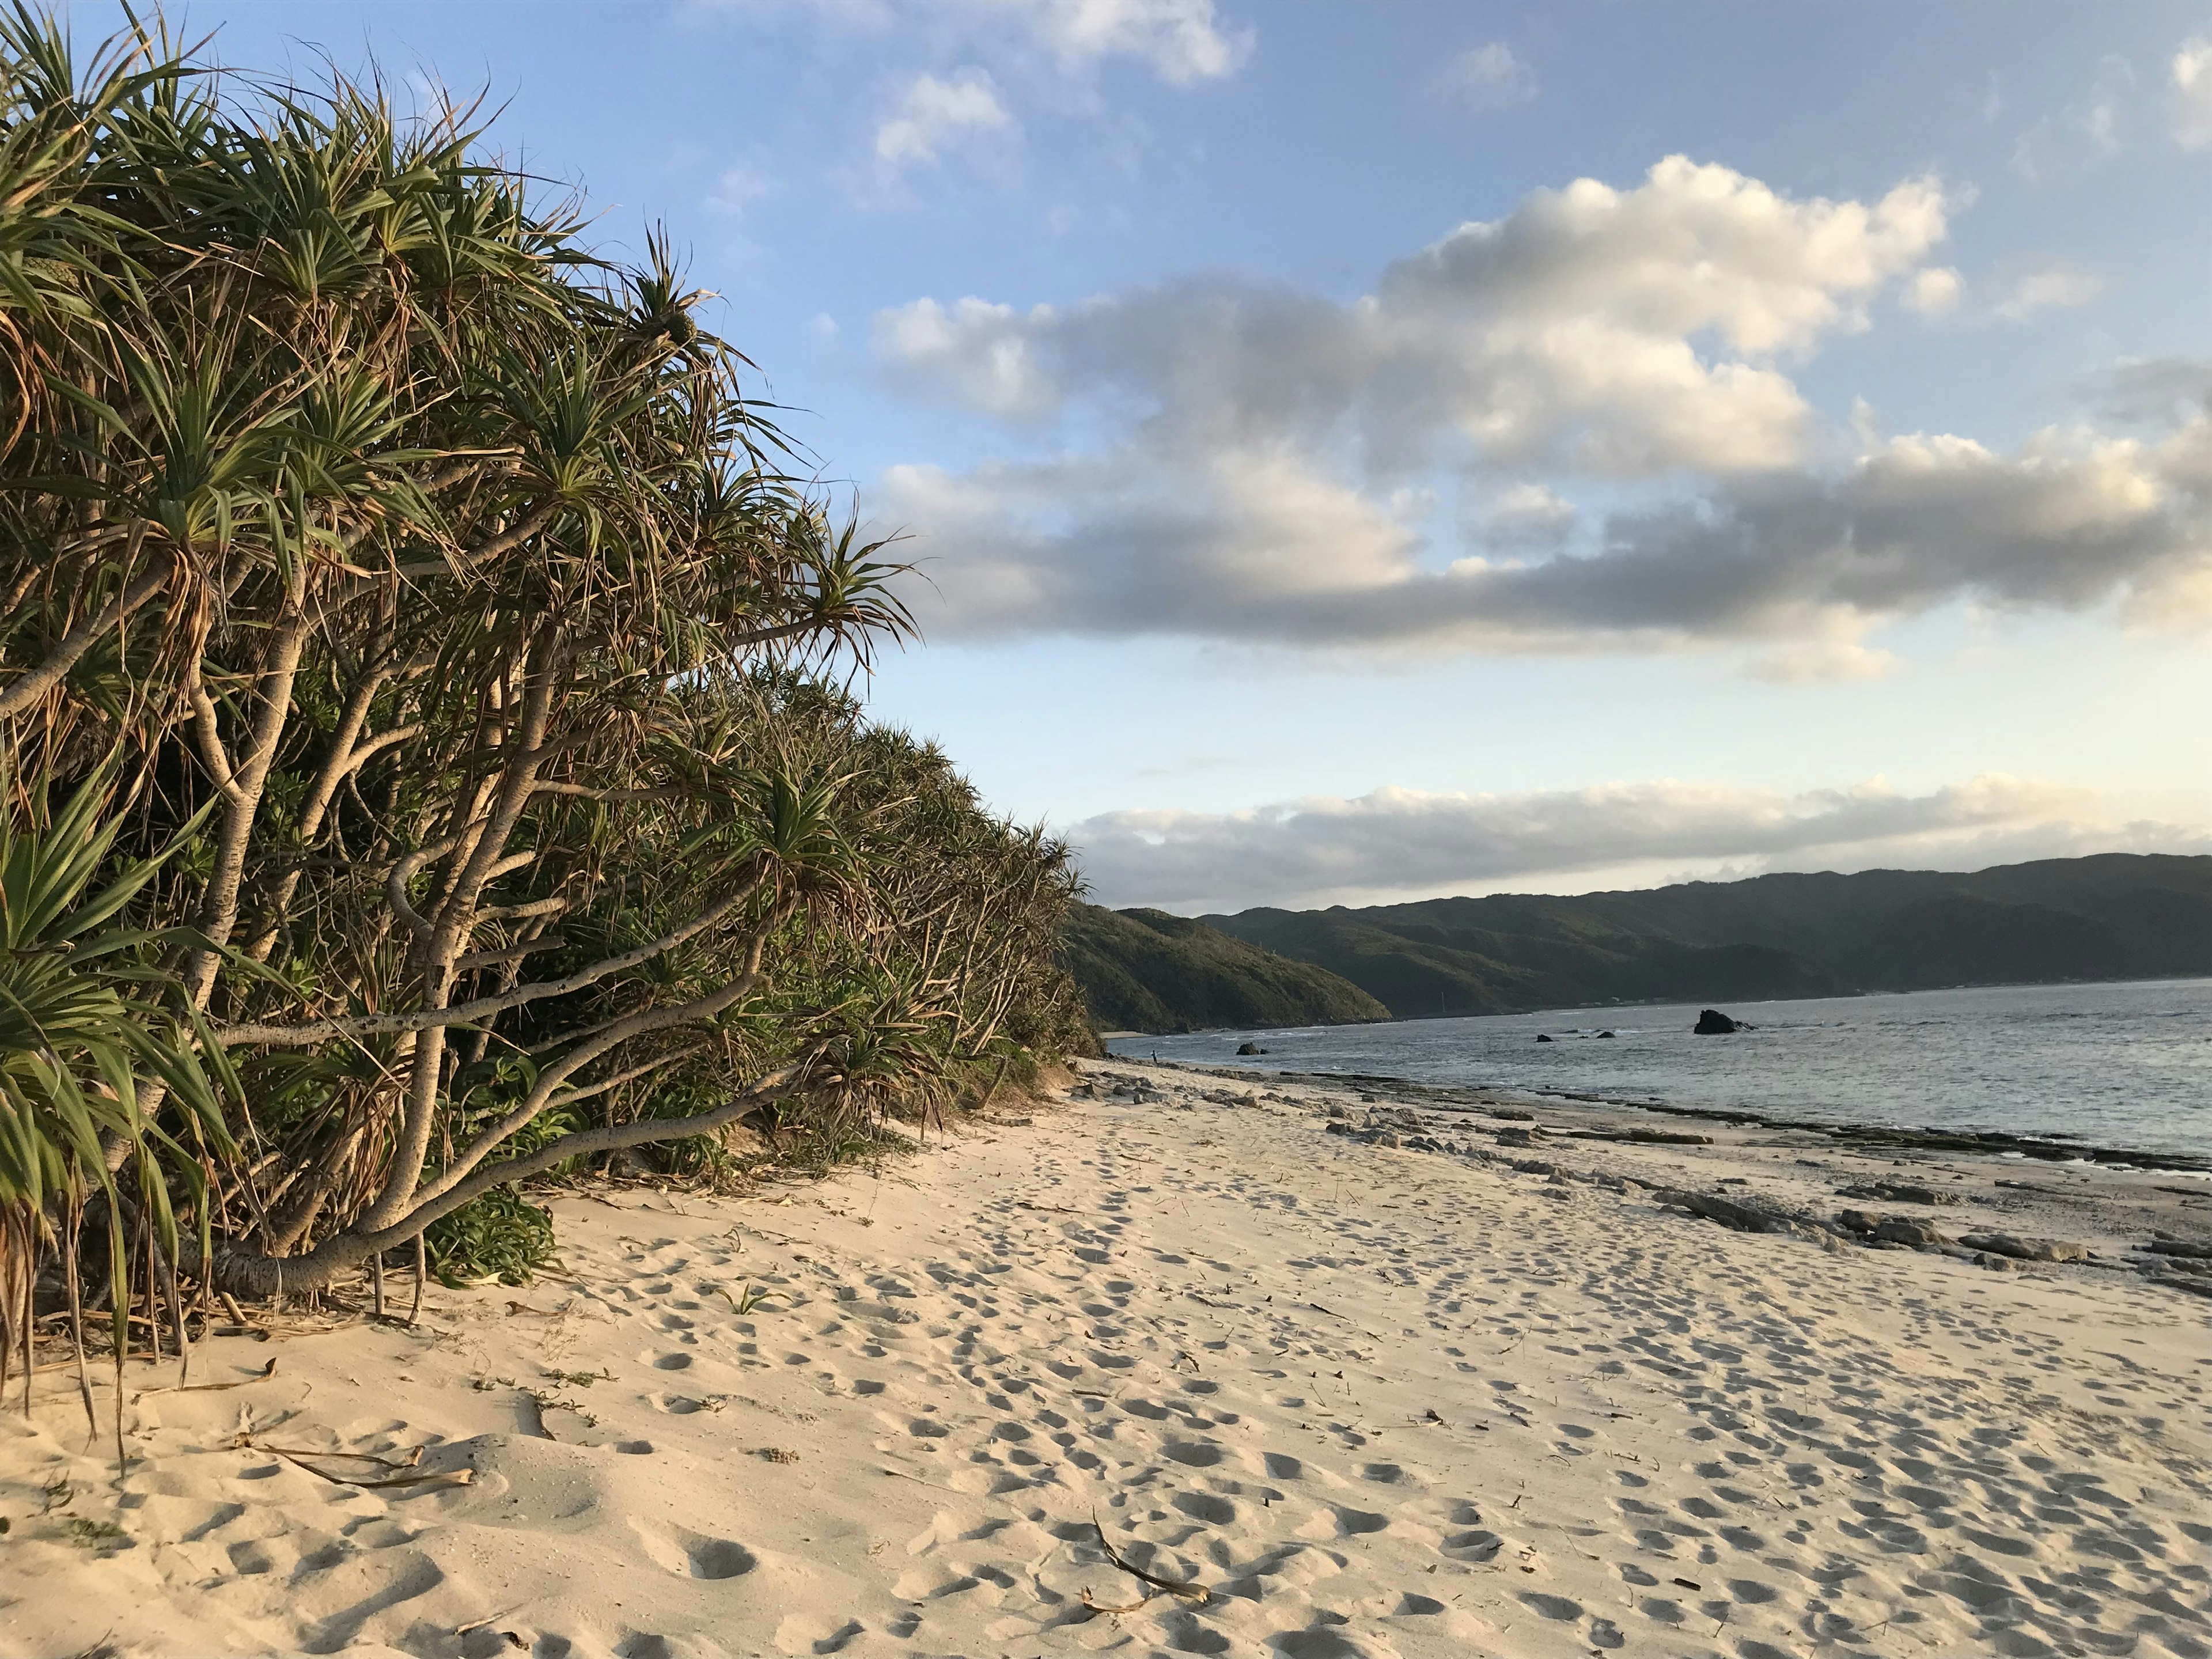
<box><xmin>1068</xmin><ymin>774</ymin><xmax>2212</xmax><ymax>914</ymax></box>
<box><xmin>867</xmin><ymin>157</ymin><xmax>2212</xmax><ymax>673</ymax></box>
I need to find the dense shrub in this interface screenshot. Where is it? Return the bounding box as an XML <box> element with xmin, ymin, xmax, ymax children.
<box><xmin>0</xmin><ymin>12</ymin><xmax>1087</xmax><ymax>1388</ymax></box>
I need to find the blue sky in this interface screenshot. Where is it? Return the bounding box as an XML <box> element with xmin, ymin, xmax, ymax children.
<box><xmin>120</xmin><ymin>0</ymin><xmax>2212</xmax><ymax>911</ymax></box>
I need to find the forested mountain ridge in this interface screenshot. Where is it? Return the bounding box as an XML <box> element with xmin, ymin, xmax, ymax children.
<box><xmin>1202</xmin><ymin>854</ymin><xmax>2212</xmax><ymax>1020</ymax></box>
<box><xmin>1062</xmin><ymin>855</ymin><xmax>2212</xmax><ymax>1030</ymax></box>
<box><xmin>1058</xmin><ymin>906</ymin><xmax>1389</xmax><ymax>1033</ymax></box>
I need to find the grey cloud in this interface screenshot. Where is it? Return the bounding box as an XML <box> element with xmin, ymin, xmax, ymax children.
<box><xmin>2095</xmin><ymin>356</ymin><xmax>2212</xmax><ymax>425</ymax></box>
<box><xmin>885</xmin><ymin>419</ymin><xmax>2212</xmax><ymax>653</ymax></box>
<box><xmin>1070</xmin><ymin>776</ymin><xmax>2212</xmax><ymax>912</ymax></box>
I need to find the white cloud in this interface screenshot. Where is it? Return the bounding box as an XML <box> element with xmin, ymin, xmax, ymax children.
<box><xmin>1902</xmin><ymin>266</ymin><xmax>1962</xmax><ymax>317</ymax></box>
<box><xmin>1021</xmin><ymin>0</ymin><xmax>1251</xmax><ymax>84</ymax></box>
<box><xmin>1988</xmin><ymin>256</ymin><xmax>2102</xmax><ymax>322</ymax></box>
<box><xmin>2012</xmin><ymin>54</ymin><xmax>2138</xmax><ymax>180</ymax></box>
<box><xmin>874</xmin><ymin>67</ymin><xmax>1016</xmax><ymax>171</ymax></box>
<box><xmin>1905</xmin><ymin>256</ymin><xmax>2104</xmax><ymax>328</ymax></box>
<box><xmin>707</xmin><ymin>0</ymin><xmax>1249</xmax><ymax>84</ymax></box>
<box><xmin>1069</xmin><ymin>774</ymin><xmax>2212</xmax><ymax>911</ymax></box>
<box><xmin>2173</xmin><ymin>37</ymin><xmax>2212</xmax><ymax>147</ymax></box>
<box><xmin>1436</xmin><ymin>42</ymin><xmax>1537</xmax><ymax>111</ymax></box>
<box><xmin>704</xmin><ymin>160</ymin><xmax>776</xmax><ymax>217</ymax></box>
<box><xmin>880</xmin><ymin>157</ymin><xmax>1955</xmax><ymax>477</ymax></box>
<box><xmin>857</xmin><ymin>157</ymin><xmax>2212</xmax><ymax>662</ymax></box>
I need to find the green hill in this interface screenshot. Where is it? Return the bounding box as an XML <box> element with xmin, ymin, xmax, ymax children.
<box><xmin>1058</xmin><ymin>905</ymin><xmax>1389</xmax><ymax>1033</ymax></box>
<box><xmin>1194</xmin><ymin>854</ymin><xmax>2212</xmax><ymax>1020</ymax></box>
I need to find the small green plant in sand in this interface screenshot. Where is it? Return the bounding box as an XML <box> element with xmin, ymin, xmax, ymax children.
<box><xmin>423</xmin><ymin>1188</ymin><xmax>559</xmax><ymax>1288</ymax></box>
<box><xmin>64</xmin><ymin>1517</ymin><xmax>127</xmax><ymax>1550</ymax></box>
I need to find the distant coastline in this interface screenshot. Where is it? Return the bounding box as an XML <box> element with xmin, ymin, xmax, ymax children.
<box><xmin>1146</xmin><ymin>970</ymin><xmax>2212</xmax><ymax>1036</ymax></box>
<box><xmin>1066</xmin><ymin>852</ymin><xmax>2212</xmax><ymax>1036</ymax></box>
<box><xmin>1111</xmin><ymin>976</ymin><xmax>2212</xmax><ymax>1163</ymax></box>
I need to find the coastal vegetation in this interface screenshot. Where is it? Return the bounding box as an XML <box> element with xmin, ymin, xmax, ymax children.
<box><xmin>0</xmin><ymin>13</ymin><xmax>1087</xmax><ymax>1401</ymax></box>
<box><xmin>1070</xmin><ymin>854</ymin><xmax>2212</xmax><ymax>1029</ymax></box>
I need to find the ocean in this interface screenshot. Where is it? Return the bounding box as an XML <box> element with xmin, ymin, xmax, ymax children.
<box><xmin>1106</xmin><ymin>976</ymin><xmax>2212</xmax><ymax>1159</ymax></box>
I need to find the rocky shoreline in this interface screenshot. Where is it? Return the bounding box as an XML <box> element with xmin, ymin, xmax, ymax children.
<box><xmin>1085</xmin><ymin>1060</ymin><xmax>2212</xmax><ymax>1306</ymax></box>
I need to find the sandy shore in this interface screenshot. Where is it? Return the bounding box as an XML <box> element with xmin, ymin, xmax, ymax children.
<box><xmin>4</xmin><ymin>1061</ymin><xmax>2209</xmax><ymax>1658</ymax></box>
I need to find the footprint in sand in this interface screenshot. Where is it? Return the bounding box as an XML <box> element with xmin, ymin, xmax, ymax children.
<box><xmin>628</xmin><ymin>1519</ymin><xmax>755</xmax><ymax>1580</ymax></box>
<box><xmin>772</xmin><ymin>1615</ymin><xmax>865</xmax><ymax>1655</ymax></box>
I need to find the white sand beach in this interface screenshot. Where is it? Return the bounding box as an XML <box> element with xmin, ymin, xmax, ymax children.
<box><xmin>4</xmin><ymin>1062</ymin><xmax>2209</xmax><ymax>1659</ymax></box>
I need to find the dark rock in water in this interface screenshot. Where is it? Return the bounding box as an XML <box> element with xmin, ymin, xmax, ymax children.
<box><xmin>1236</xmin><ymin>1040</ymin><xmax>1268</xmax><ymax>1055</ymax></box>
<box><xmin>1596</xmin><ymin>1029</ymin><xmax>1616</xmax><ymax>1039</ymax></box>
<box><xmin>1839</xmin><ymin>1181</ymin><xmax>1960</xmax><ymax>1207</ymax></box>
<box><xmin>1694</xmin><ymin>1009</ymin><xmax>1745</xmax><ymax>1035</ymax></box>
<box><xmin>1535</xmin><ymin>1033</ymin><xmax>1554</xmax><ymax>1043</ymax></box>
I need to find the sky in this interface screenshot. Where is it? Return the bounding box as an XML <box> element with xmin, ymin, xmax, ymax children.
<box><xmin>93</xmin><ymin>0</ymin><xmax>2212</xmax><ymax>913</ymax></box>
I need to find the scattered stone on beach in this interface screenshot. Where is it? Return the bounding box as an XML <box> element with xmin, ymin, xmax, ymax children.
<box><xmin>1960</xmin><ymin>1232</ymin><xmax>2088</xmax><ymax>1263</ymax></box>
<box><xmin>1493</xmin><ymin>1127</ymin><xmax>1546</xmax><ymax>1147</ymax></box>
<box><xmin>1654</xmin><ymin>1187</ymin><xmax>1832</xmax><ymax>1243</ymax></box>
<box><xmin>2137</xmin><ymin>1236</ymin><xmax>2212</xmax><ymax>1260</ymax></box>
<box><xmin>1571</xmin><ymin>1127</ymin><xmax>1715</xmax><ymax>1146</ymax></box>
<box><xmin>1872</xmin><ymin>1217</ymin><xmax>1954</xmax><ymax>1248</ymax></box>
<box><xmin>1839</xmin><ymin>1180</ymin><xmax>1961</xmax><ymax>1206</ymax></box>
<box><xmin>1325</xmin><ymin>1102</ymin><xmax>1351</xmax><ymax>1119</ymax></box>
<box><xmin>1694</xmin><ymin>1007</ymin><xmax>1744</xmax><ymax>1034</ymax></box>
<box><xmin>1489</xmin><ymin>1107</ymin><xmax>1537</xmax><ymax>1122</ymax></box>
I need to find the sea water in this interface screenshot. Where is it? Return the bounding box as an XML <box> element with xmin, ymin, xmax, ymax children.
<box><xmin>1107</xmin><ymin>977</ymin><xmax>2212</xmax><ymax>1158</ymax></box>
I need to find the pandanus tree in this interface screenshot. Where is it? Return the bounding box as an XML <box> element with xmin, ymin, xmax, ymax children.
<box><xmin>0</xmin><ymin>7</ymin><xmax>1089</xmax><ymax>1387</ymax></box>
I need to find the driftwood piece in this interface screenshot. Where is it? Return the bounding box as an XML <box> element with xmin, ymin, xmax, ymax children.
<box><xmin>229</xmin><ymin>1434</ymin><xmax>470</xmax><ymax>1490</ymax></box>
<box><xmin>1084</xmin><ymin>1510</ymin><xmax>1210</xmax><ymax>1609</ymax></box>
<box><xmin>135</xmin><ymin>1358</ymin><xmax>278</xmax><ymax>1399</ymax></box>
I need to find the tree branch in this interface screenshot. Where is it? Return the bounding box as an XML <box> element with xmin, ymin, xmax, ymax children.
<box><xmin>194</xmin><ymin>1065</ymin><xmax>819</xmax><ymax>1298</ymax></box>
<box><xmin>0</xmin><ymin>559</ymin><xmax>171</xmax><ymax>722</ymax></box>
<box><xmin>213</xmin><ymin>877</ymin><xmax>764</xmax><ymax>1044</ymax></box>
